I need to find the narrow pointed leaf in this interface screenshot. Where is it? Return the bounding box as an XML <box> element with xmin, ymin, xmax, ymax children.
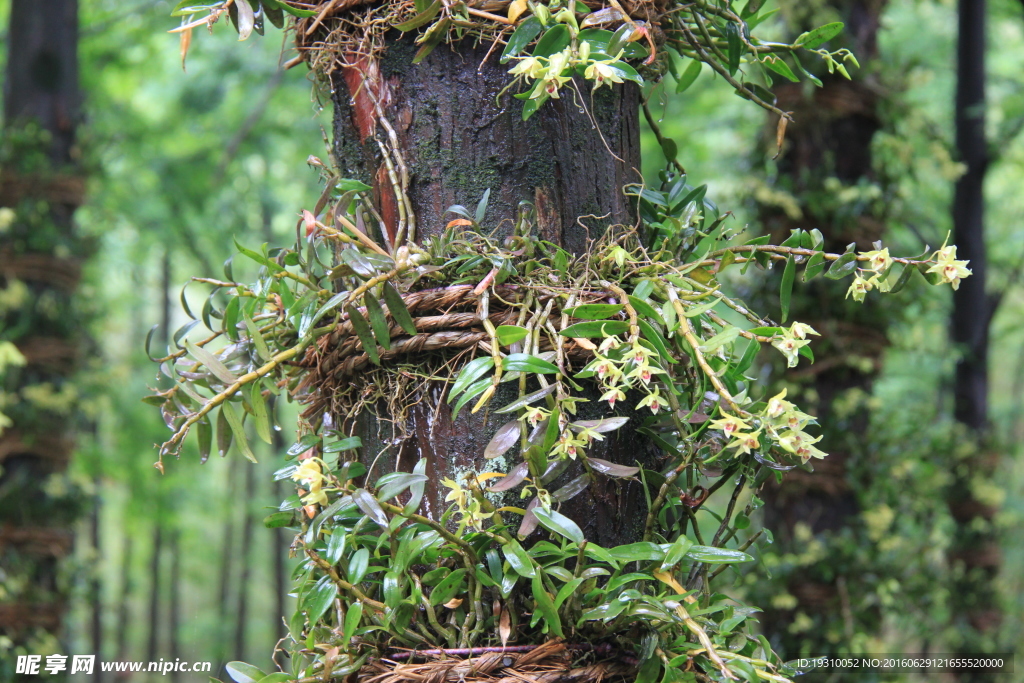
<box><xmin>489</xmin><ymin>462</ymin><xmax>530</xmax><ymax>491</ymax></box>
<box><xmin>533</xmin><ymin>507</ymin><xmax>584</xmax><ymax>543</ymax></box>
<box><xmin>346</xmin><ymin>306</ymin><xmax>380</xmax><ymax>365</ymax></box>
<box><xmin>353</xmin><ymin>489</ymin><xmax>389</xmax><ymax>527</ymax></box>
<box><xmin>185</xmin><ymin>340</ymin><xmax>238</xmax><ymax>384</ymax></box>
<box><xmin>485</xmin><ymin>420</ymin><xmax>521</xmax><ymax>459</ymax></box>
<box><xmin>382</xmin><ymin>282</ymin><xmax>418</xmax><ymax>335</ymax></box>
<box><xmin>250</xmin><ymin>381</ymin><xmax>272</xmax><ymax>444</ymax></box>
<box><xmin>364</xmin><ymin>294</ymin><xmax>391</xmax><ymax>351</ymax></box>
<box><xmin>495</xmin><ymin>384</ymin><xmax>557</xmax><ymax>413</ymax></box>
<box><xmin>448</xmin><ymin>357</ymin><xmax>494</xmax><ymax>401</ymax></box>
<box><xmin>221</xmin><ymin>402</ymin><xmax>258</xmax><ymax>463</ymax></box>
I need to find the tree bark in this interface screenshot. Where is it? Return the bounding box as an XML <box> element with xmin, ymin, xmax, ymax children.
<box><xmin>947</xmin><ymin>2</ymin><xmax>1001</xmax><ymax>673</ymax></box>
<box><xmin>952</xmin><ymin>0</ymin><xmax>988</xmax><ymax>431</ymax></box>
<box><xmin>328</xmin><ymin>37</ymin><xmax>655</xmax><ymax>546</ymax></box>
<box><xmin>0</xmin><ymin>0</ymin><xmax>82</xmax><ymax>665</ymax></box>
<box><xmin>234</xmin><ymin>461</ymin><xmax>256</xmax><ymax>662</ymax></box>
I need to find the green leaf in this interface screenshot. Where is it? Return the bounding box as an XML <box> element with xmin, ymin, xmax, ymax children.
<box><xmin>225</xmin><ymin>662</ymin><xmax>267</xmax><ymax>683</ymax></box>
<box><xmin>343</xmin><ymin>602</ymin><xmax>363</xmax><ymax>647</ymax></box>
<box><xmin>780</xmin><ymin>255</ymin><xmax>796</xmax><ymax>323</ymax></box>
<box><xmin>475</xmin><ymin>188</ymin><xmax>491</xmax><ymax>224</ymax></box>
<box><xmin>353</xmin><ymin>489</ymin><xmax>390</xmax><ymax>528</ymax></box>
<box><xmin>502</xmin><ymin>353</ymin><xmax>559</xmax><ymax>374</ymax></box>
<box><xmin>503</xmin><ymin>539</ymin><xmax>536</xmax><ymax>578</ymax></box>
<box><xmin>554</xmin><ymin>577</ymin><xmax>587</xmax><ymax>608</ymax></box>
<box><xmin>346</xmin><ymin>306</ymin><xmax>380</xmax><ymax>365</ymax></box>
<box><xmin>364</xmin><ymin>294</ymin><xmax>392</xmax><ymax>351</ymax></box>
<box><xmin>221</xmin><ymin>402</ymin><xmax>258</xmax><ymax>463</ymax></box>
<box><xmin>263</xmin><ymin>511</ymin><xmax>295</xmax><ymax>529</ymax></box>
<box><xmin>533</xmin><ymin>508</ymin><xmax>584</xmax><ymax>543</ymax></box>
<box><xmin>250</xmin><ymin>381</ymin><xmax>273</xmax><ymax>444</ymax></box>
<box><xmin>495</xmin><ymin>383</ymin><xmax>557</xmax><ymax>413</ymax></box>
<box><xmin>681</xmin><ymin>298</ymin><xmax>719</xmax><ymax>318</ymax></box>
<box><xmin>824</xmin><ymin>249</ymin><xmax>858</xmax><ymax>280</ymax></box>
<box><xmin>185</xmin><ymin>340</ymin><xmax>238</xmax><ymax>385</ymax></box>
<box><xmin>685</xmin><ymin>545</ymin><xmax>754</xmax><ymax>564</ymax></box>
<box><xmin>393</xmin><ymin>0</ymin><xmax>441</xmax><ymax>31</ymax></box>
<box><xmin>496</xmin><ymin>325</ymin><xmax>530</xmax><ymax>345</ymax></box>
<box><xmin>886</xmin><ymin>263</ymin><xmax>916</xmax><ymax>294</ymax></box>
<box><xmin>452</xmin><ymin>378</ymin><xmax>492</xmax><ymax>420</ymax></box>
<box><xmin>761</xmin><ymin>56</ymin><xmax>799</xmax><ymax>82</ymax></box>
<box><xmin>626</xmin><ymin>296</ymin><xmax>664</xmax><ymax>325</ymax></box>
<box><xmin>429</xmin><ymin>568</ymin><xmax>467</xmax><ymax>606</ymax></box>
<box><xmin>307</xmin><ymin>291</ymin><xmax>348</xmax><ymax>333</ymax></box>
<box><xmin>796</xmin><ymin>22</ymin><xmax>844</xmax><ymax>49</ymax></box>
<box><xmin>302</xmin><ymin>577</ymin><xmax>338</xmax><ymax>623</ymax></box>
<box><xmin>725</xmin><ymin>21</ymin><xmax>742</xmax><ymax>76</ymax></box>
<box><xmin>255</xmin><ymin>674</ymin><xmax>295</xmax><ymax>683</ymax></box>
<box><xmin>675</xmin><ymin>58</ymin><xmax>702</xmax><ymax>93</ymax></box>
<box><xmin>802</xmin><ymin>251</ymin><xmax>826</xmax><ymax>281</ymax></box>
<box><xmin>532</xmin><ymin>571</ymin><xmax>564</xmax><ymax>636</ymax></box>
<box><xmin>533</xmin><ymin>24</ymin><xmax>570</xmax><ymax>58</ymax></box>
<box><xmin>660</xmin><ymin>535</ymin><xmax>694</xmax><ymax>569</ymax></box>
<box><xmin>242</xmin><ymin>313</ymin><xmax>272</xmax><ymax>361</ymax></box>
<box><xmin>349</xmin><ymin>548</ymin><xmax>370</xmax><ymax>584</ymax></box>
<box><xmin>196</xmin><ymin>417</ymin><xmax>212</xmax><ymax>463</ymax></box>
<box><xmin>323</xmin><ymin>436</ymin><xmax>362</xmax><ymax>453</ymax></box>
<box><xmin>563</xmin><ymin>303</ymin><xmax>623</xmax><ymax>319</ymax></box>
<box><xmin>263</xmin><ymin>0</ymin><xmax>318</xmax><ymax>18</ymax></box>
<box><xmin>501</xmin><ymin>16</ymin><xmax>543</xmax><ymax>63</ymax></box>
<box><xmin>560</xmin><ymin>320</ymin><xmax>630</xmax><ymax>338</ymax></box>
<box><xmin>382</xmin><ymin>282</ymin><xmax>418</xmax><ymax>335</ymax></box>
<box><xmin>448</xmin><ymin>357</ymin><xmax>495</xmax><ymax>401</ymax></box>
<box><xmin>216</xmin><ymin>405</ymin><xmax>233</xmax><ymax>457</ymax></box>
<box><xmin>608</xmin><ymin>542</ymin><xmax>665</xmax><ymax>562</ymax></box>
<box><xmin>234</xmin><ymin>238</ymin><xmax>284</xmax><ymax>272</ymax></box>
<box><xmin>735</xmin><ymin>339</ymin><xmax>760</xmax><ymax>374</ymax></box>
<box><xmin>637</xmin><ymin>319</ymin><xmax>676</xmax><ymax>364</ymax></box>
<box><xmin>699</xmin><ymin>325</ymin><xmax>740</xmax><ymax>354</ymax></box>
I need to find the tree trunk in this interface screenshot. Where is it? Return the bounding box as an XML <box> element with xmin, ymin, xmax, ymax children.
<box><xmin>328</xmin><ymin>37</ymin><xmax>654</xmax><ymax>546</ymax></box>
<box><xmin>0</xmin><ymin>0</ymin><xmax>83</xmax><ymax>666</ymax></box>
<box><xmin>753</xmin><ymin>0</ymin><xmax>890</xmax><ymax>656</ymax></box>
<box><xmin>169</xmin><ymin>529</ymin><xmax>182</xmax><ymax>683</ymax></box>
<box><xmin>948</xmin><ymin>1</ymin><xmax>1001</xmax><ymax>673</ymax></box>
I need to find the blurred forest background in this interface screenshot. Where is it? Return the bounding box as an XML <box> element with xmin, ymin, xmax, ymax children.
<box><xmin>1</xmin><ymin>0</ymin><xmax>1022</xmax><ymax>681</ymax></box>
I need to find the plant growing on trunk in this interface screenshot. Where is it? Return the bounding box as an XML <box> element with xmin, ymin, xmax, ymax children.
<box><xmin>149</xmin><ymin>1</ymin><xmax>967</xmax><ymax>681</ymax></box>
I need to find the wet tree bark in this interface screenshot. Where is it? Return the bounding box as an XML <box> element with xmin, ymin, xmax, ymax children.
<box><xmin>328</xmin><ymin>37</ymin><xmax>655</xmax><ymax>546</ymax></box>
<box><xmin>0</xmin><ymin>0</ymin><xmax>83</xmax><ymax>668</ymax></box>
<box><xmin>948</xmin><ymin>2</ymin><xmax>1001</xmax><ymax>675</ymax></box>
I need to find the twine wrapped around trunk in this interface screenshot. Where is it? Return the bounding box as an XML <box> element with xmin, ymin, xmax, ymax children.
<box><xmin>359</xmin><ymin>640</ymin><xmax>637</xmax><ymax>683</ymax></box>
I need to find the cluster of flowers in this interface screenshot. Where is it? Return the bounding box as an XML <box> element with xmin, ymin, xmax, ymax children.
<box><xmin>847</xmin><ymin>242</ymin><xmax>971</xmax><ymax>303</ymax></box>
<box><xmin>509</xmin><ymin>41</ymin><xmax>630</xmax><ymax>98</ymax></box>
<box><xmin>711</xmin><ymin>388</ymin><xmax>825</xmax><ymax>464</ymax></box>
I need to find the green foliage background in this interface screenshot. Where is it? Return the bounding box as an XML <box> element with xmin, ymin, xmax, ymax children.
<box><xmin>1</xmin><ymin>0</ymin><xmax>1021</xmax><ymax>679</ymax></box>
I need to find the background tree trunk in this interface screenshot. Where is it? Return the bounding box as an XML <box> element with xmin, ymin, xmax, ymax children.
<box><xmin>753</xmin><ymin>0</ymin><xmax>891</xmax><ymax>656</ymax></box>
<box><xmin>947</xmin><ymin>1</ymin><xmax>1002</xmax><ymax>674</ymax></box>
<box><xmin>327</xmin><ymin>37</ymin><xmax>656</xmax><ymax>546</ymax></box>
<box><xmin>0</xmin><ymin>0</ymin><xmax>84</xmax><ymax>672</ymax></box>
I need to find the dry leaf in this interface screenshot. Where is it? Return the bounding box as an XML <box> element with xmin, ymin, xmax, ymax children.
<box><xmin>180</xmin><ymin>26</ymin><xmax>192</xmax><ymax>71</ymax></box>
<box><xmin>507</xmin><ymin>0</ymin><xmax>528</xmax><ymax>23</ymax></box>
<box><xmin>303</xmin><ymin>209</ymin><xmax>318</xmax><ymax>237</ymax></box>
<box><xmin>446</xmin><ymin>218</ymin><xmax>474</xmax><ymax>229</ymax></box>
<box><xmin>499</xmin><ymin>606</ymin><xmax>511</xmax><ymax>646</ymax></box>
<box><xmin>571</xmin><ymin>336</ymin><xmax>597</xmax><ymax>350</ymax></box>
<box><xmin>774</xmin><ymin>115</ymin><xmax>789</xmax><ymax>160</ymax></box>
<box><xmin>443</xmin><ymin>598</ymin><xmax>464</xmax><ymax>609</ymax></box>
